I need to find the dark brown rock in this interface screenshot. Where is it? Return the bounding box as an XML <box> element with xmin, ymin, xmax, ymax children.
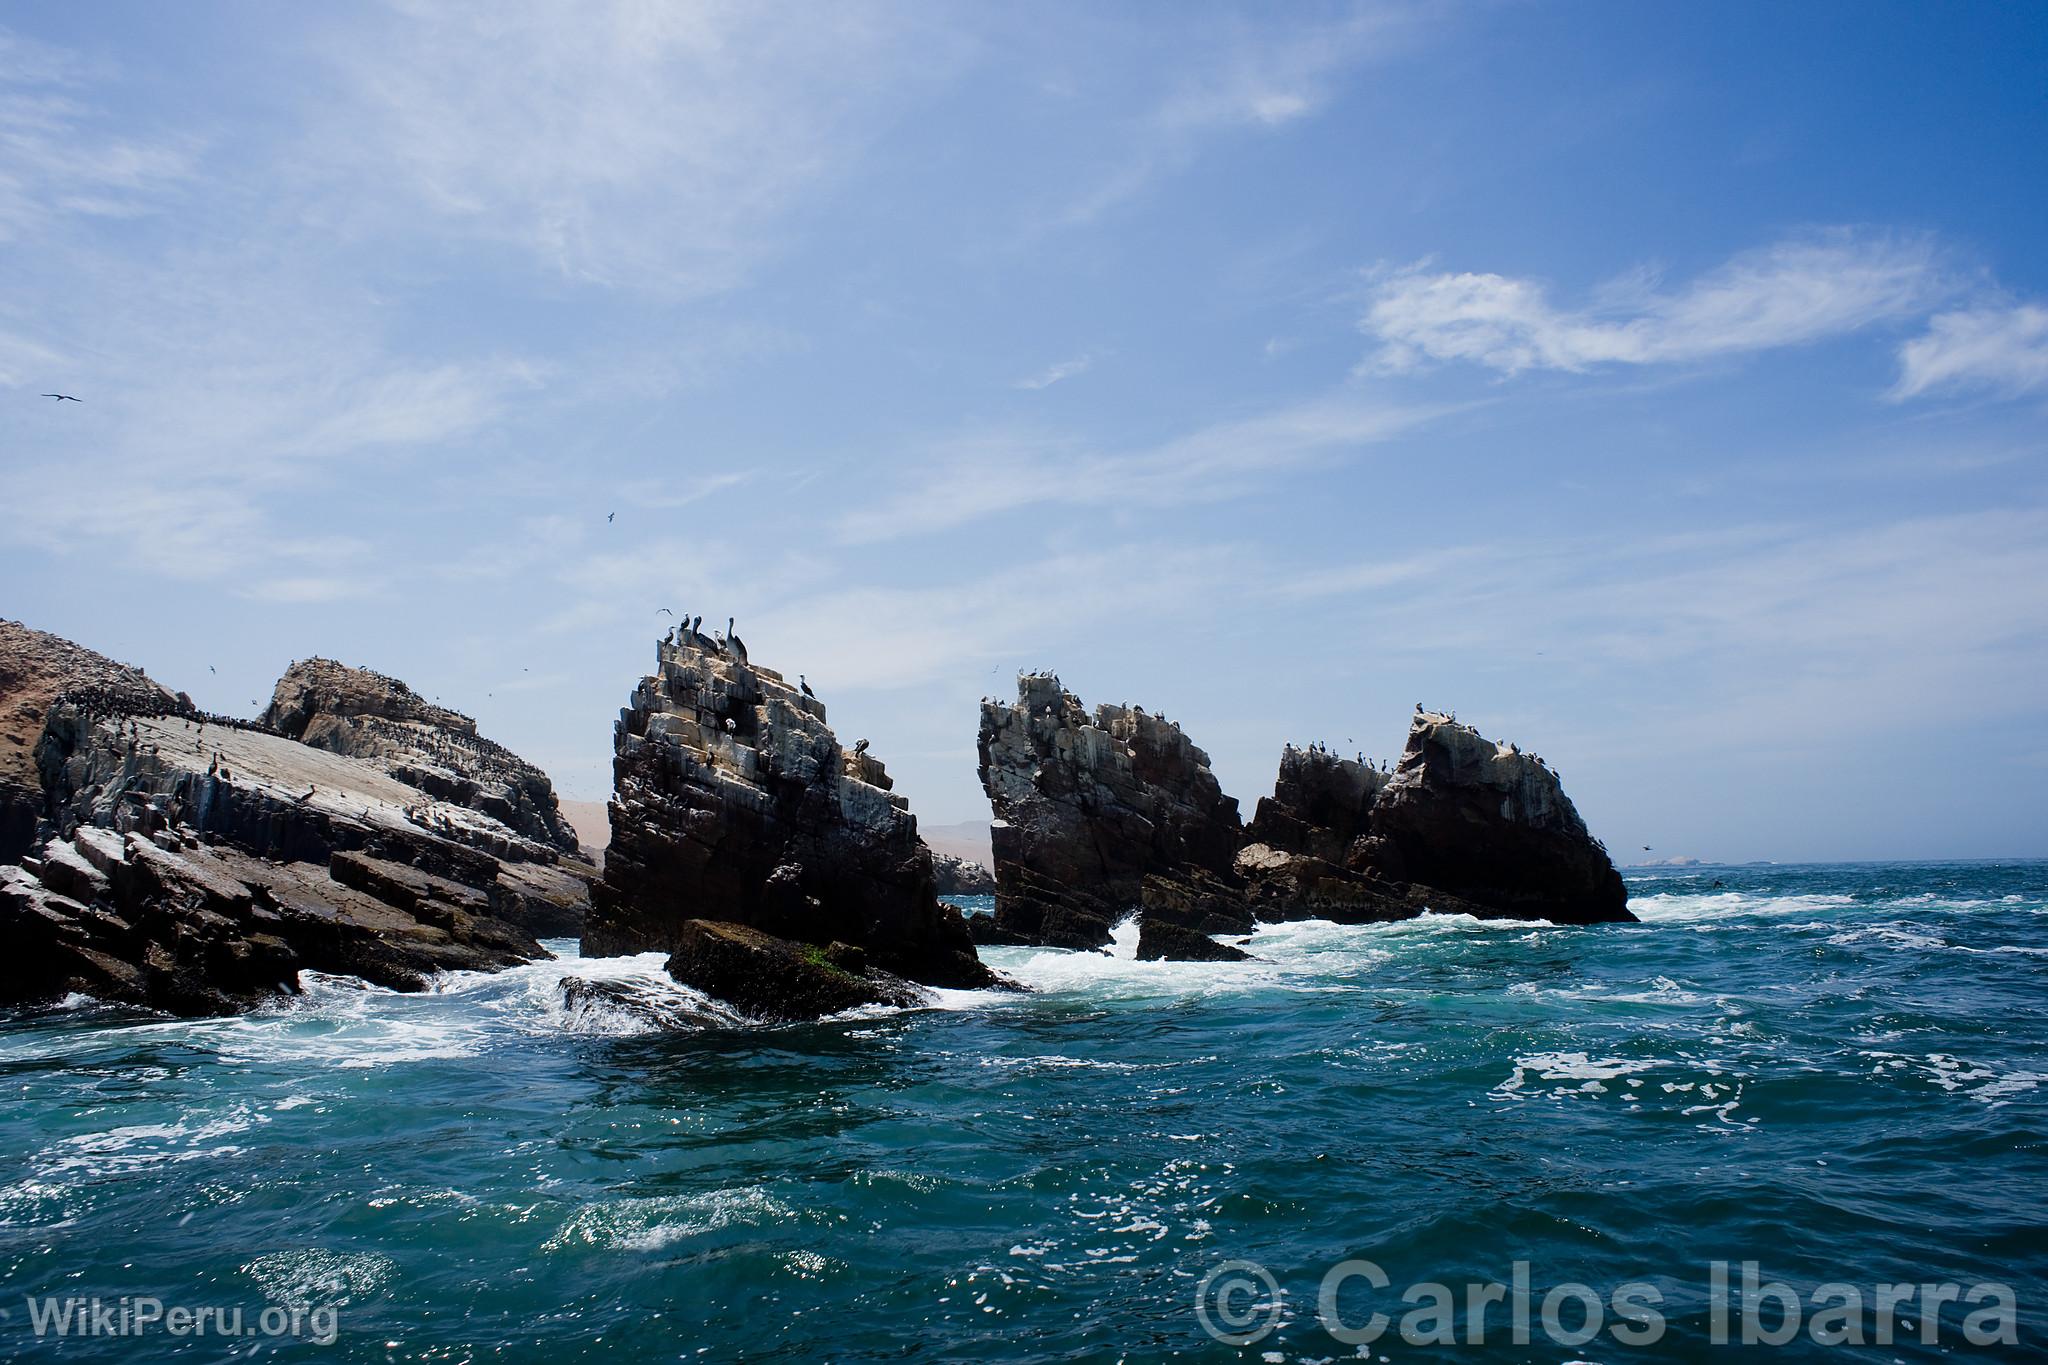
<box><xmin>1239</xmin><ymin>714</ymin><xmax>1632</xmax><ymax>925</ymax></box>
<box><xmin>1</xmin><ymin>826</ymin><xmax>542</xmax><ymax>1016</ymax></box>
<box><xmin>1355</xmin><ymin>712</ymin><xmax>1633</xmax><ymax>924</ymax></box>
<box><xmin>0</xmin><ymin>618</ymin><xmax>184</xmax><ymax>863</ymax></box>
<box><xmin>976</xmin><ymin>674</ymin><xmax>1250</xmax><ymax>951</ymax></box>
<box><xmin>663</xmin><ymin>918</ymin><xmax>927</xmax><ymax>1022</ymax></box>
<box><xmin>1134</xmin><ymin>917</ymin><xmax>1254</xmax><ymax>962</ymax></box>
<box><xmin>586</xmin><ymin>631</ymin><xmax>997</xmax><ymax>999</ymax></box>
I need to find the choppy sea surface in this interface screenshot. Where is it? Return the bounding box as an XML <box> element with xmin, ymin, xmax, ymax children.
<box><xmin>2</xmin><ymin>861</ymin><xmax>2044</xmax><ymax>1361</ymax></box>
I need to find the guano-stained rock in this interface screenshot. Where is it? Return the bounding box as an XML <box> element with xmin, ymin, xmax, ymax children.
<box><xmin>262</xmin><ymin>658</ymin><xmax>580</xmax><ymax>855</ymax></box>
<box><xmin>0</xmin><ymin>618</ymin><xmax>186</xmax><ymax>863</ymax></box>
<box><xmin>586</xmin><ymin>630</ymin><xmax>996</xmax><ymax>1007</ymax></box>
<box><xmin>976</xmin><ymin>673</ymin><xmax>1250</xmax><ymax>953</ymax></box>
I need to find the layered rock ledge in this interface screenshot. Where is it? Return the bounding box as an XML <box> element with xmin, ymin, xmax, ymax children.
<box><xmin>0</xmin><ymin>629</ymin><xmax>595</xmax><ymax>1015</ymax></box>
<box><xmin>263</xmin><ymin>658</ymin><xmax>579</xmax><ymax>855</ymax></box>
<box><xmin>586</xmin><ymin>630</ymin><xmax>996</xmax><ymax>1015</ymax></box>
<box><xmin>976</xmin><ymin>674</ymin><xmax>1251</xmax><ymax>951</ymax></box>
<box><xmin>1</xmin><ymin>619</ymin><xmax>185</xmax><ymax>863</ymax></box>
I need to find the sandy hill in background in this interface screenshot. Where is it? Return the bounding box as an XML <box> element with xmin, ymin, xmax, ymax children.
<box><xmin>922</xmin><ymin>820</ymin><xmax>993</xmax><ymax>868</ymax></box>
<box><xmin>558</xmin><ymin>800</ymin><xmax>612</xmax><ymax>856</ymax></box>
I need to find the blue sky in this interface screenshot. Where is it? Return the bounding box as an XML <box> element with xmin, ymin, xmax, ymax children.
<box><xmin>3</xmin><ymin>3</ymin><xmax>2045</xmax><ymax>861</ymax></box>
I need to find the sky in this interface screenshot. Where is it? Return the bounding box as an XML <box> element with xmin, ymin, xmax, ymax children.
<box><xmin>2</xmin><ymin>2</ymin><xmax>2045</xmax><ymax>863</ymax></box>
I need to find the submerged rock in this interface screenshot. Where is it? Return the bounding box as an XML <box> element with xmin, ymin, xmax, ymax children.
<box><xmin>263</xmin><ymin>658</ymin><xmax>579</xmax><ymax>855</ymax></box>
<box><xmin>663</xmin><ymin>918</ymin><xmax>928</xmax><ymax>1022</ymax></box>
<box><xmin>976</xmin><ymin>673</ymin><xmax>1250</xmax><ymax>952</ymax></box>
<box><xmin>1135</xmin><ymin>917</ymin><xmax>1253</xmax><ymax>963</ymax></box>
<box><xmin>558</xmin><ymin>974</ymin><xmax>736</xmax><ymax>1031</ymax></box>
<box><xmin>586</xmin><ymin>631</ymin><xmax>996</xmax><ymax>1012</ymax></box>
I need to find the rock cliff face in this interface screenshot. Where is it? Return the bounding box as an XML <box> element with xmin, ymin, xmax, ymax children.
<box><xmin>0</xmin><ymin>619</ymin><xmax>186</xmax><ymax>863</ymax></box>
<box><xmin>1245</xmin><ymin>745</ymin><xmax>1386</xmax><ymax>863</ymax></box>
<box><xmin>586</xmin><ymin>631</ymin><xmax>994</xmax><ymax>1009</ymax></box>
<box><xmin>977</xmin><ymin>674</ymin><xmax>1249</xmax><ymax>951</ymax></box>
<box><xmin>262</xmin><ymin>658</ymin><xmax>579</xmax><ymax>855</ymax></box>
<box><xmin>1354</xmin><ymin>712</ymin><xmax>1631</xmax><ymax>924</ymax></box>
<box><xmin>1</xmin><ymin>695</ymin><xmax>593</xmax><ymax>1014</ymax></box>
<box><xmin>0</xmin><ymin>624</ymin><xmax>596</xmax><ymax>1015</ymax></box>
<box><xmin>1238</xmin><ymin>713</ymin><xmax>1632</xmax><ymax>925</ymax></box>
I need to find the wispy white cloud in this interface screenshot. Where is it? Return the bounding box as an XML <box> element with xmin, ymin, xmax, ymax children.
<box><xmin>0</xmin><ymin>27</ymin><xmax>199</xmax><ymax>241</ymax></box>
<box><xmin>1892</xmin><ymin>303</ymin><xmax>2048</xmax><ymax>400</ymax></box>
<box><xmin>1048</xmin><ymin>6</ymin><xmax>1426</xmax><ymax>229</ymax></box>
<box><xmin>311</xmin><ymin>1</ymin><xmax>961</xmax><ymax>294</ymax></box>
<box><xmin>838</xmin><ymin>392</ymin><xmax>1442</xmax><ymax>543</ymax></box>
<box><xmin>1014</xmin><ymin>353</ymin><xmax>1096</xmax><ymax>390</ymax></box>
<box><xmin>1362</xmin><ymin>230</ymin><xmax>1948</xmax><ymax>376</ymax></box>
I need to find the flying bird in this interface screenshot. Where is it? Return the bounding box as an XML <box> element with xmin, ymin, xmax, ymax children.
<box><xmin>41</xmin><ymin>393</ymin><xmax>80</xmax><ymax>402</ymax></box>
<box><xmin>208</xmin><ymin>665</ymin><xmax>215</xmax><ymax>674</ymax></box>
<box><xmin>607</xmin><ymin>512</ymin><xmax>615</xmax><ymax>523</ymax></box>
<box><xmin>657</xmin><ymin>608</ymin><xmax>673</xmax><ymax>616</ymax></box>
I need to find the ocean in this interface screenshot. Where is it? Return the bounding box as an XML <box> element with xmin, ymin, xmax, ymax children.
<box><xmin>2</xmin><ymin>861</ymin><xmax>2043</xmax><ymax>1360</ymax></box>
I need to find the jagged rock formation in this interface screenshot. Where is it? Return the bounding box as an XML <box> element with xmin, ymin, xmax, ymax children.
<box><xmin>1238</xmin><ymin>714</ymin><xmax>1633</xmax><ymax>925</ymax></box>
<box><xmin>1246</xmin><ymin>744</ymin><xmax>1386</xmax><ymax>863</ymax></box>
<box><xmin>977</xmin><ymin>674</ymin><xmax>1250</xmax><ymax>952</ymax></box>
<box><xmin>930</xmin><ymin>851</ymin><xmax>996</xmax><ymax>897</ymax></box>
<box><xmin>979</xmin><ymin>682</ymin><xmax>1635</xmax><ymax>952</ymax></box>
<box><xmin>0</xmin><ymin>619</ymin><xmax>186</xmax><ymax>863</ymax></box>
<box><xmin>263</xmin><ymin>658</ymin><xmax>579</xmax><ymax>855</ymax></box>
<box><xmin>586</xmin><ymin>631</ymin><xmax>995</xmax><ymax>1013</ymax></box>
<box><xmin>0</xmin><ymin>631</ymin><xmax>596</xmax><ymax>1016</ymax></box>
<box><xmin>1354</xmin><ymin>712</ymin><xmax>1631</xmax><ymax>923</ymax></box>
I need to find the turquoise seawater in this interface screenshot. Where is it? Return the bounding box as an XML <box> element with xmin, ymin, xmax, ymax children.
<box><xmin>2</xmin><ymin>861</ymin><xmax>2044</xmax><ymax>1360</ymax></box>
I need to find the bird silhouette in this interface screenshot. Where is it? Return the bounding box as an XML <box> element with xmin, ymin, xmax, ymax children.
<box><xmin>607</xmin><ymin>512</ymin><xmax>615</xmax><ymax>523</ymax></box>
<box><xmin>41</xmin><ymin>393</ymin><xmax>80</xmax><ymax>402</ymax></box>
<box><xmin>208</xmin><ymin>665</ymin><xmax>215</xmax><ymax>674</ymax></box>
<box><xmin>799</xmin><ymin>674</ymin><xmax>815</xmax><ymax>699</ymax></box>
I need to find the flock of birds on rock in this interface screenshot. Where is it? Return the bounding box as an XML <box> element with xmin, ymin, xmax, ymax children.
<box><xmin>659</xmin><ymin>612</ymin><xmax>747</xmax><ymax>666</ymax></box>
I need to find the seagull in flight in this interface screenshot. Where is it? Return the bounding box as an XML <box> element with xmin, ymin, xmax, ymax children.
<box><xmin>657</xmin><ymin>607</ymin><xmax>673</xmax><ymax>616</ymax></box>
<box><xmin>41</xmin><ymin>393</ymin><xmax>81</xmax><ymax>402</ymax></box>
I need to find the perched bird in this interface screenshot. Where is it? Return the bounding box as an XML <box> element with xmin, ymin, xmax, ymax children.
<box><xmin>41</xmin><ymin>393</ymin><xmax>81</xmax><ymax>402</ymax></box>
<box><xmin>853</xmin><ymin>738</ymin><xmax>870</xmax><ymax>755</ymax></box>
<box><xmin>799</xmin><ymin>674</ymin><xmax>815</xmax><ymax>699</ymax></box>
<box><xmin>726</xmin><ymin>617</ymin><xmax>748</xmax><ymax>665</ymax></box>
